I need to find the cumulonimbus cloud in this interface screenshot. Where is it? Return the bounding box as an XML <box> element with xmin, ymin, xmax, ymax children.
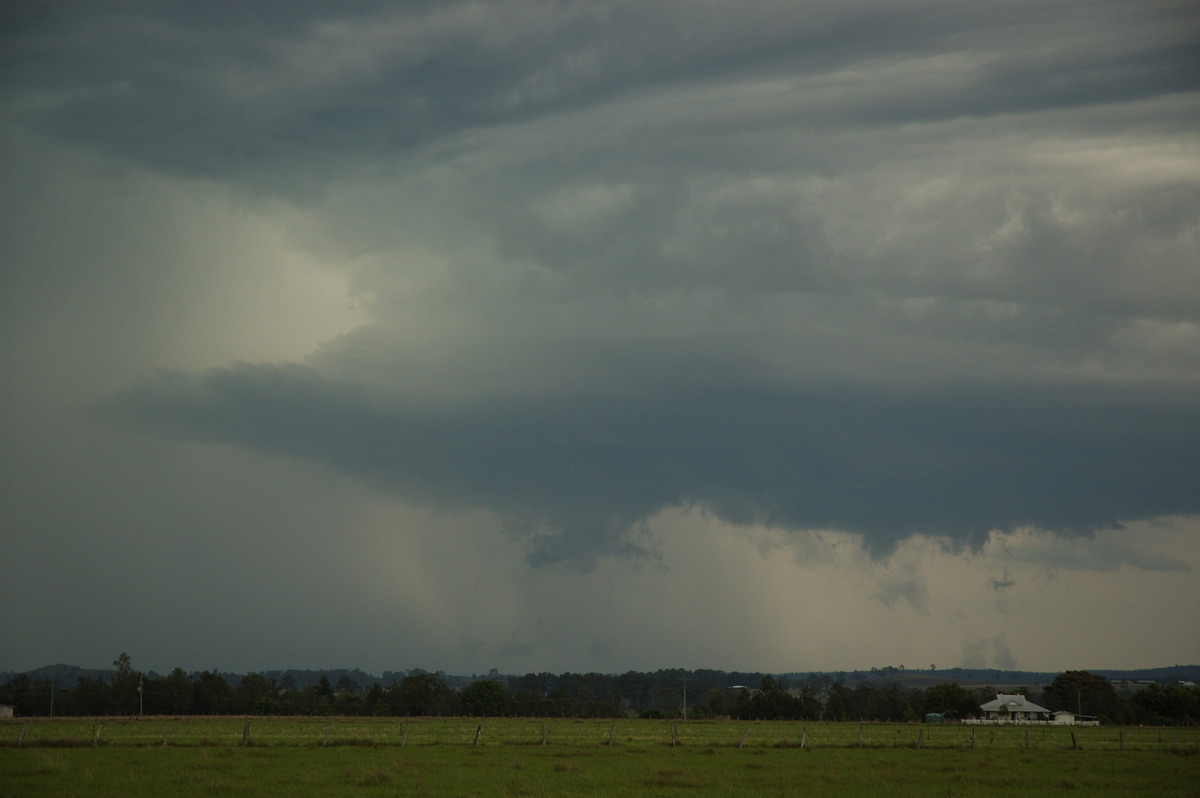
<box><xmin>12</xmin><ymin>0</ymin><xmax>1195</xmax><ymax>569</ymax></box>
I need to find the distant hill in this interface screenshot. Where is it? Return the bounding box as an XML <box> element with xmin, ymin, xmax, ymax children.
<box><xmin>778</xmin><ymin>665</ymin><xmax>1200</xmax><ymax>689</ymax></box>
<box><xmin>0</xmin><ymin>664</ymin><xmax>115</xmax><ymax>690</ymax></box>
<box><xmin>4</xmin><ymin>663</ymin><xmax>1198</xmax><ymax>691</ymax></box>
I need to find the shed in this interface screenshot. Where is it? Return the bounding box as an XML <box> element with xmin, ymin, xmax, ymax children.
<box><xmin>0</xmin><ymin>704</ymin><xmax>14</xmax><ymax>719</ymax></box>
<box><xmin>924</xmin><ymin>712</ymin><xmax>945</xmax><ymax>724</ymax></box>
<box><xmin>1052</xmin><ymin>710</ymin><xmax>1099</xmax><ymax>726</ymax></box>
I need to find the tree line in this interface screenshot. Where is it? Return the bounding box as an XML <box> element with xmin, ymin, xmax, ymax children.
<box><xmin>2</xmin><ymin>656</ymin><xmax>1197</xmax><ymax>725</ymax></box>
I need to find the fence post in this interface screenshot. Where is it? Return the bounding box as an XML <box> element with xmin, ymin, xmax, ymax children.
<box><xmin>1023</xmin><ymin>728</ymin><xmax>1028</xmax><ymax>750</ymax></box>
<box><xmin>162</xmin><ymin>722</ymin><xmax>168</xmax><ymax>747</ymax></box>
<box><xmin>401</xmin><ymin>723</ymin><xmax>408</xmax><ymax>747</ymax></box>
<box><xmin>671</xmin><ymin>724</ymin><xmax>678</xmax><ymax>747</ymax></box>
<box><xmin>739</xmin><ymin>728</ymin><xmax>749</xmax><ymax>748</ymax></box>
<box><xmin>473</xmin><ymin>725</ymin><xmax>482</xmax><ymax>746</ymax></box>
<box><xmin>607</xmin><ymin>723</ymin><xmax>616</xmax><ymax>747</ymax></box>
<box><xmin>541</xmin><ymin>723</ymin><xmax>547</xmax><ymax>746</ymax></box>
<box><xmin>1071</xmin><ymin>731</ymin><xmax>1079</xmax><ymax>750</ymax></box>
<box><xmin>858</xmin><ymin>724</ymin><xmax>864</xmax><ymax>749</ymax></box>
<box><xmin>916</xmin><ymin>729</ymin><xmax>924</xmax><ymax>749</ymax></box>
<box><xmin>1119</xmin><ymin>730</ymin><xmax>1124</xmax><ymax>751</ymax></box>
<box><xmin>17</xmin><ymin>726</ymin><xmax>24</xmax><ymax>748</ymax></box>
<box><xmin>93</xmin><ymin>724</ymin><xmax>102</xmax><ymax>747</ymax></box>
<box><xmin>323</xmin><ymin>724</ymin><xmax>331</xmax><ymax>746</ymax></box>
<box><xmin>971</xmin><ymin>726</ymin><xmax>976</xmax><ymax>749</ymax></box>
<box><xmin>800</xmin><ymin>728</ymin><xmax>807</xmax><ymax>749</ymax></box>
<box><xmin>241</xmin><ymin>721</ymin><xmax>251</xmax><ymax>747</ymax></box>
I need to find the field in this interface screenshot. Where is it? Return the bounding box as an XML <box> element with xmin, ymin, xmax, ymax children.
<box><xmin>2</xmin><ymin>717</ymin><xmax>1197</xmax><ymax>797</ymax></box>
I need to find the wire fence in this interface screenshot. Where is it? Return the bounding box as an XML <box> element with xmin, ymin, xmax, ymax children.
<box><xmin>3</xmin><ymin>717</ymin><xmax>1197</xmax><ymax>752</ymax></box>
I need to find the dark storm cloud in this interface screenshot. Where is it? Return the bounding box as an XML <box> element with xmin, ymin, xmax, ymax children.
<box><xmin>5</xmin><ymin>1</ymin><xmax>1195</xmax><ymax>187</ymax></box>
<box><xmin>13</xmin><ymin>1</ymin><xmax>1199</xmax><ymax>571</ymax></box>
<box><xmin>4</xmin><ymin>1</ymin><xmax>1200</xmax><ymax>675</ymax></box>
<box><xmin>104</xmin><ymin>363</ymin><xmax>1200</xmax><ymax>568</ymax></box>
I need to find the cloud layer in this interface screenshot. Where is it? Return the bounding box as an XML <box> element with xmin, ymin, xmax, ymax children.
<box><xmin>104</xmin><ymin>363</ymin><xmax>1200</xmax><ymax>567</ymax></box>
<box><xmin>3</xmin><ymin>0</ymin><xmax>1198</xmax><ymax>673</ymax></box>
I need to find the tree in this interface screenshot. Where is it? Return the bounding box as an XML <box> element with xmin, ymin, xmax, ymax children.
<box><xmin>0</xmin><ymin>675</ymin><xmax>35</xmax><ymax>717</ymax></box>
<box><xmin>334</xmin><ymin>691</ymin><xmax>366</xmax><ymax>715</ymax></box>
<box><xmin>694</xmin><ymin>688</ymin><xmax>728</xmax><ymax>719</ymax></box>
<box><xmin>31</xmin><ymin>678</ymin><xmax>56</xmax><ymax>717</ymax></box>
<box><xmin>391</xmin><ymin>673</ymin><xmax>454</xmax><ymax>716</ymax></box>
<box><xmin>110</xmin><ymin>653</ymin><xmax>142</xmax><ymax>715</ymax></box>
<box><xmin>1044</xmin><ymin>671</ymin><xmax>1124</xmax><ymax>723</ymax></box>
<box><xmin>191</xmin><ymin>671</ymin><xmax>230</xmax><ymax>714</ymax></box>
<box><xmin>850</xmin><ymin>684</ymin><xmax>878</xmax><ymax>721</ymax></box>
<box><xmin>162</xmin><ymin>668</ymin><xmax>193</xmax><ymax>714</ymax></box>
<box><xmin>795</xmin><ymin>686</ymin><xmax>823</xmax><ymax>721</ymax></box>
<box><xmin>823</xmin><ymin>683</ymin><xmax>850</xmax><ymax>721</ymax></box>
<box><xmin>366</xmin><ymin>683</ymin><xmax>388</xmax><ymax>716</ymax></box>
<box><xmin>746</xmin><ymin>676</ymin><xmax>803</xmax><ymax>720</ymax></box>
<box><xmin>461</xmin><ymin>679</ymin><xmax>513</xmax><ymax>717</ymax></box>
<box><xmin>74</xmin><ymin>676</ymin><xmax>111</xmax><ymax>716</ymax></box>
<box><xmin>923</xmin><ymin>683</ymin><xmax>978</xmax><ymax>719</ymax></box>
<box><xmin>234</xmin><ymin>673</ymin><xmax>278</xmax><ymax>714</ymax></box>
<box><xmin>1131</xmin><ymin>683</ymin><xmax>1200</xmax><ymax>725</ymax></box>
<box><xmin>876</xmin><ymin>684</ymin><xmax>914</xmax><ymax>722</ymax></box>
<box><xmin>252</xmin><ymin>696</ymin><xmax>283</xmax><ymax>715</ymax></box>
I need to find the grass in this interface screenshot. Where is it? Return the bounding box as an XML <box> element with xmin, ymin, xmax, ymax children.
<box><xmin>2</xmin><ymin>718</ymin><xmax>1197</xmax><ymax>797</ymax></box>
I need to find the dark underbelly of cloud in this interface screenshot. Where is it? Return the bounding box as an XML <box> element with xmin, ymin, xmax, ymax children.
<box><xmin>101</xmin><ymin>362</ymin><xmax>1200</xmax><ymax>569</ymax></box>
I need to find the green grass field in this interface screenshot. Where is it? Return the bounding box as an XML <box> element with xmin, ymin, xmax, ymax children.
<box><xmin>2</xmin><ymin>718</ymin><xmax>1197</xmax><ymax>797</ymax></box>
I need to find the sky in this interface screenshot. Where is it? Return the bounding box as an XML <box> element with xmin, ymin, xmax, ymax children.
<box><xmin>2</xmin><ymin>1</ymin><xmax>1199</xmax><ymax>678</ymax></box>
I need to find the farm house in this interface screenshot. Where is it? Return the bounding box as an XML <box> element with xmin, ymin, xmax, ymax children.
<box><xmin>965</xmin><ymin>694</ymin><xmax>1052</xmax><ymax>724</ymax></box>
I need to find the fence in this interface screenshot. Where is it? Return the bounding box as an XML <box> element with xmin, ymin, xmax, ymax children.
<box><xmin>2</xmin><ymin>717</ymin><xmax>1196</xmax><ymax>753</ymax></box>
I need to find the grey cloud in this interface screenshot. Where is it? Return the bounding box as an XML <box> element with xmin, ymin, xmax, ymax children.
<box><xmin>5</xmin><ymin>0</ymin><xmax>1200</xmax><ymax>674</ymax></box>
<box><xmin>101</xmin><ymin>362</ymin><xmax>1200</xmax><ymax>569</ymax></box>
<box><xmin>16</xmin><ymin>0</ymin><xmax>1198</xmax><ymax>576</ymax></box>
<box><xmin>961</xmin><ymin>633</ymin><xmax>1018</xmax><ymax>670</ymax></box>
<box><xmin>497</xmin><ymin>635</ymin><xmax>539</xmax><ymax>661</ymax></box>
<box><xmin>5</xmin><ymin>1</ymin><xmax>1195</xmax><ymax>188</ymax></box>
<box><xmin>998</xmin><ymin>529</ymin><xmax>1192</xmax><ymax>573</ymax></box>
<box><xmin>871</xmin><ymin>569</ymin><xmax>930</xmax><ymax>614</ymax></box>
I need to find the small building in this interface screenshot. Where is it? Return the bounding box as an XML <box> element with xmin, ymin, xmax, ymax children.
<box><xmin>923</xmin><ymin>712</ymin><xmax>945</xmax><ymax>724</ymax></box>
<box><xmin>0</xmin><ymin>704</ymin><xmax>13</xmax><ymax>719</ymax></box>
<box><xmin>1052</xmin><ymin>710</ymin><xmax>1099</xmax><ymax>726</ymax></box>
<box><xmin>977</xmin><ymin>694</ymin><xmax>1051</xmax><ymax>723</ymax></box>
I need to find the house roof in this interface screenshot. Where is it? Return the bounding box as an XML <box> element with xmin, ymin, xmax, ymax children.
<box><xmin>979</xmin><ymin>693</ymin><xmax>1051</xmax><ymax>714</ymax></box>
